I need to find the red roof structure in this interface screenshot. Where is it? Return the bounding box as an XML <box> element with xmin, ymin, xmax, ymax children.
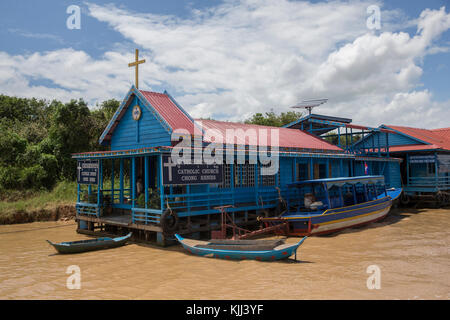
<box><xmin>198</xmin><ymin>119</ymin><xmax>342</xmax><ymax>152</ymax></box>
<box><xmin>139</xmin><ymin>90</ymin><xmax>196</xmax><ymax>134</ymax></box>
<box><xmin>385</xmin><ymin>125</ymin><xmax>450</xmax><ymax>152</ymax></box>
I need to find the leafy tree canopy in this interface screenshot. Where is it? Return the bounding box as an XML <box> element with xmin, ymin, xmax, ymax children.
<box><xmin>244</xmin><ymin>110</ymin><xmax>303</xmax><ymax>127</ymax></box>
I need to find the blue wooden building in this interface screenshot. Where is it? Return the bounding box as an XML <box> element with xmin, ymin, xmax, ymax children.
<box><xmin>352</xmin><ymin>125</ymin><xmax>450</xmax><ymax>205</ymax></box>
<box><xmin>72</xmin><ymin>85</ymin><xmax>404</xmax><ymax>244</ymax></box>
<box><xmin>283</xmin><ymin>113</ymin><xmax>403</xmax><ymax>189</ymax></box>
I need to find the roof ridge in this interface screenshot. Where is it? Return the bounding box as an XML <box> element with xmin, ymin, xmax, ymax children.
<box><xmin>196</xmin><ymin>118</ymin><xmax>296</xmax><ymax>130</ymax></box>
<box><xmin>139</xmin><ymin>89</ymin><xmax>166</xmax><ymax>95</ymax></box>
<box><xmin>431</xmin><ymin>127</ymin><xmax>450</xmax><ymax>131</ymax></box>
<box><xmin>387</xmin><ymin>124</ymin><xmax>433</xmax><ymax>131</ymax></box>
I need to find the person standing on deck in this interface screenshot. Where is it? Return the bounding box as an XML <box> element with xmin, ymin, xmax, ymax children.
<box><xmin>137</xmin><ymin>177</ymin><xmax>143</xmax><ymax>197</ymax></box>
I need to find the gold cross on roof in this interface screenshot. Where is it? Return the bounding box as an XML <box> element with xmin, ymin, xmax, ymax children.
<box><xmin>128</xmin><ymin>49</ymin><xmax>146</xmax><ymax>89</ymax></box>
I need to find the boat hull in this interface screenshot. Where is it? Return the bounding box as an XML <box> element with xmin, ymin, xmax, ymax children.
<box><xmin>47</xmin><ymin>233</ymin><xmax>132</xmax><ymax>254</ymax></box>
<box><xmin>266</xmin><ymin>196</ymin><xmax>394</xmax><ymax>236</ymax></box>
<box><xmin>175</xmin><ymin>234</ymin><xmax>307</xmax><ymax>261</ymax></box>
<box><xmin>291</xmin><ymin>205</ymin><xmax>391</xmax><ymax>236</ymax></box>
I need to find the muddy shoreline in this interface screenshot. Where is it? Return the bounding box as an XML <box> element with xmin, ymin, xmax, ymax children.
<box><xmin>0</xmin><ymin>205</ymin><xmax>76</xmax><ymax>225</ymax></box>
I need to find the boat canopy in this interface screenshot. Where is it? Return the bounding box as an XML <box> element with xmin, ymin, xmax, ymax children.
<box><xmin>288</xmin><ymin>175</ymin><xmax>385</xmax><ymax>190</ymax></box>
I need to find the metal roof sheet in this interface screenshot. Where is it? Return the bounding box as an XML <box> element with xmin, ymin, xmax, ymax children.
<box><xmin>385</xmin><ymin>125</ymin><xmax>450</xmax><ymax>152</ymax></box>
<box><xmin>139</xmin><ymin>90</ymin><xmax>196</xmax><ymax>134</ymax></box>
<box><xmin>197</xmin><ymin>119</ymin><xmax>343</xmax><ymax>151</ymax></box>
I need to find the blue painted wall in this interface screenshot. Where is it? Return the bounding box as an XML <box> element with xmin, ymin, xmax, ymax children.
<box><xmin>354</xmin><ymin>130</ymin><xmax>426</xmax><ymax>151</ymax></box>
<box><xmin>387</xmin><ymin>162</ymin><xmax>401</xmax><ymax>188</ymax></box>
<box><xmin>110</xmin><ymin>95</ymin><xmax>172</xmax><ymax>150</ymax></box>
<box><xmin>279</xmin><ymin>157</ymin><xmax>294</xmax><ymax>186</ymax></box>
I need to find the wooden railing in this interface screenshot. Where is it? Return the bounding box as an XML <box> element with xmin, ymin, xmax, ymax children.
<box><xmin>76</xmin><ymin>202</ymin><xmax>100</xmax><ymax>217</ymax></box>
<box><xmin>408</xmin><ymin>176</ymin><xmax>450</xmax><ymax>189</ymax></box>
<box><xmin>131</xmin><ymin>207</ymin><xmax>163</xmax><ymax>224</ymax></box>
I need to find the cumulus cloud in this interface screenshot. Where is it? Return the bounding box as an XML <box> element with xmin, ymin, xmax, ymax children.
<box><xmin>0</xmin><ymin>0</ymin><xmax>449</xmax><ymax>128</ymax></box>
<box><xmin>0</xmin><ymin>49</ymin><xmax>134</xmax><ymax>103</ymax></box>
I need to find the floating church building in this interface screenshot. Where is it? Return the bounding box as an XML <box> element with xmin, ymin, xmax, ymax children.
<box><xmin>75</xmin><ymin>50</ymin><xmax>448</xmax><ymax>245</ymax></box>
<box><xmin>72</xmin><ymin>83</ymin><xmax>406</xmax><ymax>245</ymax></box>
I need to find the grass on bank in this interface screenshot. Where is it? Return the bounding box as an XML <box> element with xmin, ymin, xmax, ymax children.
<box><xmin>0</xmin><ymin>180</ymin><xmax>77</xmax><ymax>216</ymax></box>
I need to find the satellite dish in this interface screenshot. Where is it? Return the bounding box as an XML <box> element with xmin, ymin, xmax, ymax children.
<box><xmin>291</xmin><ymin>98</ymin><xmax>328</xmax><ymax>115</ymax></box>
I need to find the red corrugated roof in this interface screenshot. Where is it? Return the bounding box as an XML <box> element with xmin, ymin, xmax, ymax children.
<box><xmin>431</xmin><ymin>127</ymin><xmax>450</xmax><ymax>141</ymax></box>
<box><xmin>139</xmin><ymin>90</ymin><xmax>195</xmax><ymax>134</ymax></box>
<box><xmin>387</xmin><ymin>144</ymin><xmax>440</xmax><ymax>152</ymax></box>
<box><xmin>386</xmin><ymin>125</ymin><xmax>450</xmax><ymax>152</ymax></box>
<box><xmin>197</xmin><ymin>119</ymin><xmax>343</xmax><ymax>151</ymax></box>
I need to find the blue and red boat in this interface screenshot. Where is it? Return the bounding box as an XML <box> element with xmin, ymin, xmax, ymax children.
<box><xmin>175</xmin><ymin>234</ymin><xmax>307</xmax><ymax>261</ymax></box>
<box><xmin>261</xmin><ymin>176</ymin><xmax>402</xmax><ymax>236</ymax></box>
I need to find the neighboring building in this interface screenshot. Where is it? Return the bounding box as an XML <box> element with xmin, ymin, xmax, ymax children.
<box><xmin>353</xmin><ymin>125</ymin><xmax>450</xmax><ymax>205</ymax></box>
<box><xmin>283</xmin><ymin>113</ymin><xmax>403</xmax><ymax>190</ymax></box>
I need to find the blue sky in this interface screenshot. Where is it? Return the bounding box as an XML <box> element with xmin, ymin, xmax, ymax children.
<box><xmin>0</xmin><ymin>0</ymin><xmax>449</xmax><ymax>128</ymax></box>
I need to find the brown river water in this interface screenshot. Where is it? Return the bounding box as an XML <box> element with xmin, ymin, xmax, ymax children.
<box><xmin>0</xmin><ymin>208</ymin><xmax>449</xmax><ymax>300</ymax></box>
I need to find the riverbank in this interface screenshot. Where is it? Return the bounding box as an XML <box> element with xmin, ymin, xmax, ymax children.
<box><xmin>0</xmin><ymin>181</ymin><xmax>76</xmax><ymax>224</ymax></box>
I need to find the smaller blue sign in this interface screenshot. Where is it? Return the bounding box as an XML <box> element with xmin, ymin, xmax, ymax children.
<box><xmin>77</xmin><ymin>160</ymin><xmax>99</xmax><ymax>184</ymax></box>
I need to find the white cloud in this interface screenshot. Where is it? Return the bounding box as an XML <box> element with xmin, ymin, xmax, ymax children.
<box><xmin>0</xmin><ymin>0</ymin><xmax>449</xmax><ymax>128</ymax></box>
<box><xmin>0</xmin><ymin>49</ymin><xmax>133</xmax><ymax>103</ymax></box>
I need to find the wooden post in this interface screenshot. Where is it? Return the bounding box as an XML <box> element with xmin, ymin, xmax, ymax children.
<box><xmin>323</xmin><ymin>183</ymin><xmax>331</xmax><ymax>209</ymax></box>
<box><xmin>345</xmin><ymin>127</ymin><xmax>348</xmax><ymax>152</ymax></box>
<box><xmin>158</xmin><ymin>154</ymin><xmax>164</xmax><ymax>211</ymax></box>
<box><xmin>350</xmin><ymin>128</ymin><xmax>353</xmax><ymax>153</ymax></box>
<box><xmin>131</xmin><ymin>157</ymin><xmax>136</xmax><ymax>207</ymax></box>
<box><xmin>145</xmin><ymin>156</ymin><xmax>149</xmax><ymax>208</ymax></box>
<box><xmin>230</xmin><ymin>163</ymin><xmax>235</xmax><ymax>206</ymax></box>
<box><xmin>362</xmin><ymin>130</ymin><xmax>365</xmax><ymax>154</ymax></box>
<box><xmin>119</xmin><ymin>158</ymin><xmax>124</xmax><ymax>204</ymax></box>
<box><xmin>294</xmin><ymin>157</ymin><xmax>297</xmax><ymax>181</ymax></box>
<box><xmin>386</xmin><ymin>132</ymin><xmax>389</xmax><ymax>157</ymax></box>
<box><xmin>337</xmin><ymin>127</ymin><xmax>341</xmax><ymax>147</ymax></box>
<box><xmin>97</xmin><ymin>159</ymin><xmax>103</xmax><ymax>217</ymax></box>
<box><xmin>350</xmin><ymin>159</ymin><xmax>354</xmax><ymax>177</ymax></box>
<box><xmin>255</xmin><ymin>162</ymin><xmax>259</xmax><ymax>204</ymax></box>
<box><xmin>378</xmin><ymin>133</ymin><xmax>381</xmax><ymax>157</ymax></box>
<box><xmin>435</xmin><ymin>152</ymin><xmax>438</xmax><ymax>188</ymax></box>
<box><xmin>111</xmin><ymin>159</ymin><xmax>115</xmax><ymax>204</ymax></box>
<box><xmin>326</xmin><ymin>159</ymin><xmax>330</xmax><ymax>178</ymax></box>
<box><xmin>406</xmin><ymin>154</ymin><xmax>410</xmax><ymax>186</ymax></box>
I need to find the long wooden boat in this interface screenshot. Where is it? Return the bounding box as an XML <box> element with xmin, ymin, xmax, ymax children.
<box><xmin>175</xmin><ymin>234</ymin><xmax>307</xmax><ymax>261</ymax></box>
<box><xmin>47</xmin><ymin>233</ymin><xmax>132</xmax><ymax>254</ymax></box>
<box><xmin>261</xmin><ymin>176</ymin><xmax>402</xmax><ymax>236</ymax></box>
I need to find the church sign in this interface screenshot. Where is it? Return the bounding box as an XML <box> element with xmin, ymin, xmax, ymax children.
<box><xmin>77</xmin><ymin>160</ymin><xmax>99</xmax><ymax>185</ymax></box>
<box><xmin>162</xmin><ymin>155</ymin><xmax>223</xmax><ymax>185</ymax></box>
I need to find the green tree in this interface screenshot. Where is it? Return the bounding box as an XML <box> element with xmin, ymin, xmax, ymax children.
<box><xmin>0</xmin><ymin>125</ymin><xmax>27</xmax><ymax>165</ymax></box>
<box><xmin>323</xmin><ymin>132</ymin><xmax>362</xmax><ymax>147</ymax></box>
<box><xmin>90</xmin><ymin>99</ymin><xmax>119</xmax><ymax>151</ymax></box>
<box><xmin>48</xmin><ymin>99</ymin><xmax>93</xmax><ymax>179</ymax></box>
<box><xmin>245</xmin><ymin>110</ymin><xmax>303</xmax><ymax>127</ymax></box>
